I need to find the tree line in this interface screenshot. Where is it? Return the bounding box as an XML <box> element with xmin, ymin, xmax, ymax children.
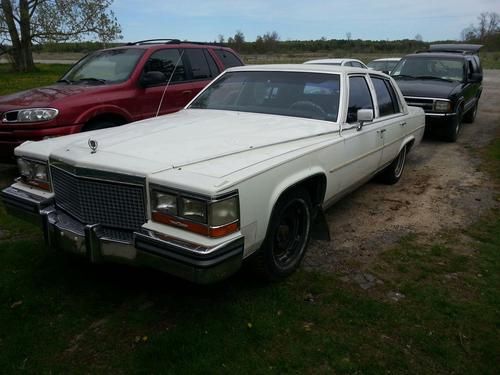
<box><xmin>1</xmin><ymin>1</ymin><xmax>499</xmax><ymax>73</ymax></box>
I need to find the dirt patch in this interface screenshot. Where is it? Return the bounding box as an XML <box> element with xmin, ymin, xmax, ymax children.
<box><xmin>304</xmin><ymin>70</ymin><xmax>500</xmax><ymax>274</ymax></box>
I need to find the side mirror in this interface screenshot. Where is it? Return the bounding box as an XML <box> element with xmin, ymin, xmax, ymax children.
<box><xmin>356</xmin><ymin>109</ymin><xmax>374</xmax><ymax>130</ymax></box>
<box><xmin>469</xmin><ymin>72</ymin><xmax>482</xmax><ymax>83</ymax></box>
<box><xmin>141</xmin><ymin>71</ymin><xmax>167</xmax><ymax>87</ymax></box>
<box><xmin>382</xmin><ymin>70</ymin><xmax>390</xmax><ymax>75</ymax></box>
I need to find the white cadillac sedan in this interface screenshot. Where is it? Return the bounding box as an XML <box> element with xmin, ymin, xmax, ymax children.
<box><xmin>1</xmin><ymin>65</ymin><xmax>425</xmax><ymax>283</ymax></box>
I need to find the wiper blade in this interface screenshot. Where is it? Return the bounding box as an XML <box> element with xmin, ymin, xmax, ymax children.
<box><xmin>57</xmin><ymin>79</ymin><xmax>73</xmax><ymax>84</ymax></box>
<box><xmin>391</xmin><ymin>74</ymin><xmax>416</xmax><ymax>79</ymax></box>
<box><xmin>415</xmin><ymin>76</ymin><xmax>454</xmax><ymax>82</ymax></box>
<box><xmin>78</xmin><ymin>77</ymin><xmax>107</xmax><ymax>84</ymax></box>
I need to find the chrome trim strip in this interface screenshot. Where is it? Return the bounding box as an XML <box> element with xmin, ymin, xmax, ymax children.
<box><xmin>425</xmin><ymin>113</ymin><xmax>457</xmax><ymax>117</ymax></box>
<box><xmin>49</xmin><ymin>159</ymin><xmax>145</xmax><ymax>186</ymax></box>
<box><xmin>404</xmin><ymin>96</ymin><xmax>451</xmax><ymax>102</ymax></box>
<box><xmin>135</xmin><ymin>229</ymin><xmax>244</xmax><ymax>256</ymax></box>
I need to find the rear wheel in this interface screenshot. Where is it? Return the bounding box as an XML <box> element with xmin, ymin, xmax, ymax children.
<box><xmin>253</xmin><ymin>188</ymin><xmax>312</xmax><ymax>281</ymax></box>
<box><xmin>378</xmin><ymin>144</ymin><xmax>407</xmax><ymax>185</ymax></box>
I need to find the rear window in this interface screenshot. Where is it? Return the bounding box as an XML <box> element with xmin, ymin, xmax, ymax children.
<box><xmin>214</xmin><ymin>50</ymin><xmax>244</xmax><ymax>69</ymax></box>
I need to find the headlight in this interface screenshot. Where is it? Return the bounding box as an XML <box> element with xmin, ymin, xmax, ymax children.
<box><xmin>153</xmin><ymin>192</ymin><xmax>177</xmax><ymax>215</ymax></box>
<box><xmin>17</xmin><ymin>158</ymin><xmax>51</xmax><ymax>191</ymax></box>
<box><xmin>150</xmin><ymin>187</ymin><xmax>239</xmax><ymax>238</ymax></box>
<box><xmin>2</xmin><ymin>108</ymin><xmax>59</xmax><ymax>123</ymax></box>
<box><xmin>180</xmin><ymin>197</ymin><xmax>207</xmax><ymax>223</ymax></box>
<box><xmin>433</xmin><ymin>100</ymin><xmax>451</xmax><ymax>112</ymax></box>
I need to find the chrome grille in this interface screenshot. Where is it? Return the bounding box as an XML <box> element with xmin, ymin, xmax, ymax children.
<box><xmin>50</xmin><ymin>165</ymin><xmax>146</xmax><ymax>231</ymax></box>
<box><xmin>404</xmin><ymin>97</ymin><xmax>434</xmax><ymax>112</ymax></box>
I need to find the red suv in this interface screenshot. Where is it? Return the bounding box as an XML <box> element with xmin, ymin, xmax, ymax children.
<box><xmin>0</xmin><ymin>39</ymin><xmax>244</xmax><ymax>159</ymax></box>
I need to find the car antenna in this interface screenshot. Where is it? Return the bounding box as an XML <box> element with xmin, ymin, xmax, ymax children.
<box><xmin>155</xmin><ymin>50</ymin><xmax>185</xmax><ymax>117</ymax></box>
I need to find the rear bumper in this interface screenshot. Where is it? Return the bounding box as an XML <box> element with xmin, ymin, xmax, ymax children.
<box><xmin>1</xmin><ymin>186</ymin><xmax>244</xmax><ymax>284</ymax></box>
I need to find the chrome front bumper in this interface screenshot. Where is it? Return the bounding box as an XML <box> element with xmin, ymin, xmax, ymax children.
<box><xmin>1</xmin><ymin>186</ymin><xmax>244</xmax><ymax>284</ymax></box>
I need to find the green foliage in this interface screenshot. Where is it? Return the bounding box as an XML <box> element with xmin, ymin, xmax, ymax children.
<box><xmin>0</xmin><ymin>64</ymin><xmax>70</xmax><ymax>96</ymax></box>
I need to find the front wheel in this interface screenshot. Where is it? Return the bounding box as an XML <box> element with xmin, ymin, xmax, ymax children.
<box><xmin>378</xmin><ymin>144</ymin><xmax>407</xmax><ymax>185</ymax></box>
<box><xmin>463</xmin><ymin>101</ymin><xmax>478</xmax><ymax>123</ymax></box>
<box><xmin>443</xmin><ymin>108</ymin><xmax>463</xmax><ymax>142</ymax></box>
<box><xmin>253</xmin><ymin>188</ymin><xmax>313</xmax><ymax>281</ymax></box>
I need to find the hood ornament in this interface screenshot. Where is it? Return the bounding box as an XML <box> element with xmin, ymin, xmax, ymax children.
<box><xmin>88</xmin><ymin>138</ymin><xmax>98</xmax><ymax>154</ymax></box>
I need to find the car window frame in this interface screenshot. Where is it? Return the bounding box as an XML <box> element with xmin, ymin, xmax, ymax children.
<box><xmin>369</xmin><ymin>75</ymin><xmax>402</xmax><ymax>118</ymax></box>
<box><xmin>345</xmin><ymin>74</ymin><xmax>375</xmax><ymax>125</ymax></box>
<box><xmin>140</xmin><ymin>48</ymin><xmax>189</xmax><ymax>87</ymax></box>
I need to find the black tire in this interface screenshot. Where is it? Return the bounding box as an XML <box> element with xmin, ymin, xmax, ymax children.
<box><xmin>443</xmin><ymin>107</ymin><xmax>463</xmax><ymax>142</ymax></box>
<box><xmin>463</xmin><ymin>101</ymin><xmax>478</xmax><ymax>123</ymax></box>
<box><xmin>83</xmin><ymin>120</ymin><xmax>120</xmax><ymax>132</ymax></box>
<box><xmin>252</xmin><ymin>188</ymin><xmax>313</xmax><ymax>281</ymax></box>
<box><xmin>378</xmin><ymin>144</ymin><xmax>407</xmax><ymax>185</ymax></box>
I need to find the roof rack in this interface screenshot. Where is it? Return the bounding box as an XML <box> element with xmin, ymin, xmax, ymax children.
<box><xmin>126</xmin><ymin>39</ymin><xmax>181</xmax><ymax>45</ymax></box>
<box><xmin>126</xmin><ymin>39</ymin><xmax>225</xmax><ymax>47</ymax></box>
<box><xmin>416</xmin><ymin>43</ymin><xmax>483</xmax><ymax>55</ymax></box>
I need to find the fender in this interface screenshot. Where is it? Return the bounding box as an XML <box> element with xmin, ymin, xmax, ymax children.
<box><xmin>264</xmin><ymin>167</ymin><xmax>327</xmax><ymax>234</ymax></box>
<box><xmin>75</xmin><ymin>104</ymin><xmax>134</xmax><ymax>125</ymax></box>
<box><xmin>399</xmin><ymin>134</ymin><xmax>417</xmax><ymax>154</ymax></box>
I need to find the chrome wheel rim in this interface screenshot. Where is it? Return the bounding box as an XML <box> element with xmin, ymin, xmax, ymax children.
<box><xmin>272</xmin><ymin>199</ymin><xmax>310</xmax><ymax>269</ymax></box>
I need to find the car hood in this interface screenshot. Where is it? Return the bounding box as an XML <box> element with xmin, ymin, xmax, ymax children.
<box><xmin>393</xmin><ymin>78</ymin><xmax>461</xmax><ymax>99</ymax></box>
<box><xmin>16</xmin><ymin>109</ymin><xmax>339</xmax><ymax>178</ymax></box>
<box><xmin>0</xmin><ymin>83</ymin><xmax>113</xmax><ymax>110</ymax></box>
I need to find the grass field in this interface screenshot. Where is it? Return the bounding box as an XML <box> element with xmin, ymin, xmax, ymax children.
<box><xmin>0</xmin><ymin>65</ymin><xmax>499</xmax><ymax>374</ymax></box>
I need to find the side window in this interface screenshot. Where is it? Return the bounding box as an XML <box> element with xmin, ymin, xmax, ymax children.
<box><xmin>204</xmin><ymin>50</ymin><xmax>220</xmax><ymax>77</ymax></box>
<box><xmin>371</xmin><ymin>77</ymin><xmax>400</xmax><ymax>117</ymax></box>
<box><xmin>144</xmin><ymin>49</ymin><xmax>186</xmax><ymax>83</ymax></box>
<box><xmin>347</xmin><ymin>76</ymin><xmax>373</xmax><ymax>123</ymax></box>
<box><xmin>185</xmin><ymin>49</ymin><xmax>213</xmax><ymax>80</ymax></box>
<box><xmin>352</xmin><ymin>61</ymin><xmax>363</xmax><ymax>68</ymax></box>
<box><xmin>344</xmin><ymin>61</ymin><xmax>353</xmax><ymax>67</ymax></box>
<box><xmin>215</xmin><ymin>50</ymin><xmax>243</xmax><ymax>69</ymax></box>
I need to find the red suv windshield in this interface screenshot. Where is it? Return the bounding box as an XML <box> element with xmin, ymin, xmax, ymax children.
<box><xmin>61</xmin><ymin>48</ymin><xmax>145</xmax><ymax>84</ymax></box>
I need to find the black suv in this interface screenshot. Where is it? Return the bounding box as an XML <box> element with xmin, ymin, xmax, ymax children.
<box><xmin>391</xmin><ymin>44</ymin><xmax>483</xmax><ymax>141</ymax></box>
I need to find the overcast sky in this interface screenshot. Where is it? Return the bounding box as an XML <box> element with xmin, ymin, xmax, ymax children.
<box><xmin>114</xmin><ymin>0</ymin><xmax>500</xmax><ymax>42</ymax></box>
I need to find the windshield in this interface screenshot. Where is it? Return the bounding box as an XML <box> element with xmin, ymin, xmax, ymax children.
<box><xmin>61</xmin><ymin>48</ymin><xmax>145</xmax><ymax>84</ymax></box>
<box><xmin>189</xmin><ymin>71</ymin><xmax>341</xmax><ymax>122</ymax></box>
<box><xmin>391</xmin><ymin>57</ymin><xmax>465</xmax><ymax>82</ymax></box>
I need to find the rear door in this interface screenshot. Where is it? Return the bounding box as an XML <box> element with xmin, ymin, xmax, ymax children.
<box><xmin>369</xmin><ymin>75</ymin><xmax>407</xmax><ymax>166</ymax></box>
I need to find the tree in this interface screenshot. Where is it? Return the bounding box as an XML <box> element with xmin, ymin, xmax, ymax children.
<box><xmin>461</xmin><ymin>12</ymin><xmax>500</xmax><ymax>41</ymax></box>
<box><xmin>414</xmin><ymin>34</ymin><xmax>423</xmax><ymax>42</ymax></box>
<box><xmin>0</xmin><ymin>0</ymin><xmax>121</xmax><ymax>72</ymax></box>
<box><xmin>346</xmin><ymin>32</ymin><xmax>352</xmax><ymax>41</ymax></box>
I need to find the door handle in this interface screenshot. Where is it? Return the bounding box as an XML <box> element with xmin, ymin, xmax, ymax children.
<box><xmin>377</xmin><ymin>129</ymin><xmax>386</xmax><ymax>138</ymax></box>
<box><xmin>182</xmin><ymin>90</ymin><xmax>193</xmax><ymax>96</ymax></box>
<box><xmin>400</xmin><ymin>121</ymin><xmax>407</xmax><ymax>127</ymax></box>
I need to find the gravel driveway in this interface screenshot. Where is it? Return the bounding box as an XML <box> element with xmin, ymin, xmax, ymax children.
<box><xmin>305</xmin><ymin>69</ymin><xmax>500</xmax><ymax>274</ymax></box>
